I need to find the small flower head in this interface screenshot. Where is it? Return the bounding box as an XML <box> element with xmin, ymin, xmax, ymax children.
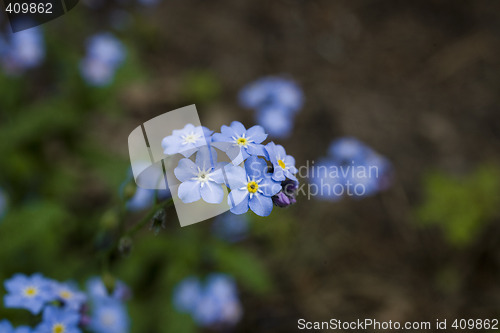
<box><xmin>265</xmin><ymin>142</ymin><xmax>298</xmax><ymax>182</ymax></box>
<box><xmin>174</xmin><ymin>147</ymin><xmax>225</xmax><ymax>204</ymax></box>
<box><xmin>272</xmin><ymin>179</ymin><xmax>299</xmax><ymax>208</ymax></box>
<box><xmin>212</xmin><ymin>121</ymin><xmax>267</xmax><ymax>163</ymax></box>
<box><xmin>172</xmin><ymin>277</ymin><xmax>203</xmax><ymax>313</ymax></box>
<box><xmin>239</xmin><ymin>77</ymin><xmax>303</xmax><ymax>113</ymax></box>
<box><xmin>0</xmin><ymin>320</ymin><xmax>32</xmax><ymax>333</ymax></box>
<box><xmin>4</xmin><ymin>273</ymin><xmax>54</xmax><ymax>315</ymax></box>
<box><xmin>256</xmin><ymin>105</ymin><xmax>294</xmax><ymax>138</ymax></box>
<box><xmin>86</xmin><ymin>277</ymin><xmax>130</xmax><ymax>302</ymax></box>
<box><xmin>161</xmin><ymin>124</ymin><xmax>212</xmax><ymax>157</ymax></box>
<box><xmin>89</xmin><ymin>298</ymin><xmax>129</xmax><ymax>333</ymax></box>
<box><xmin>225</xmin><ymin>156</ymin><xmax>281</xmax><ymax>216</ymax></box>
<box><xmin>50</xmin><ymin>282</ymin><xmax>87</xmax><ymax>311</ymax></box>
<box><xmin>34</xmin><ymin>306</ymin><xmax>81</xmax><ymax>333</ymax></box>
<box><xmin>0</xmin><ymin>27</ymin><xmax>45</xmax><ymax>75</ymax></box>
<box><xmin>80</xmin><ymin>32</ymin><xmax>125</xmax><ymax>87</ymax></box>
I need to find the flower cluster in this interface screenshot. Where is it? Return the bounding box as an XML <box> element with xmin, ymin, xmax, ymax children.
<box><xmin>80</xmin><ymin>33</ymin><xmax>126</xmax><ymax>87</ymax></box>
<box><xmin>173</xmin><ymin>274</ymin><xmax>242</xmax><ymax>328</ymax></box>
<box><xmin>161</xmin><ymin>121</ymin><xmax>299</xmax><ymax>216</ymax></box>
<box><xmin>239</xmin><ymin>77</ymin><xmax>304</xmax><ymax>138</ymax></box>
<box><xmin>310</xmin><ymin>137</ymin><xmax>392</xmax><ymax>200</ymax></box>
<box><xmin>2</xmin><ymin>274</ymin><xmax>130</xmax><ymax>333</ymax></box>
<box><xmin>0</xmin><ymin>27</ymin><xmax>45</xmax><ymax>75</ymax></box>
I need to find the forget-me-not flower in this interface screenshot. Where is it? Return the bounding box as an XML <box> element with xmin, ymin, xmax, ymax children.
<box><xmin>265</xmin><ymin>142</ymin><xmax>298</xmax><ymax>182</ymax></box>
<box><xmin>80</xmin><ymin>32</ymin><xmax>125</xmax><ymax>87</ymax></box>
<box><xmin>0</xmin><ymin>27</ymin><xmax>45</xmax><ymax>75</ymax></box>
<box><xmin>172</xmin><ymin>277</ymin><xmax>203</xmax><ymax>313</ymax></box>
<box><xmin>86</xmin><ymin>277</ymin><xmax>130</xmax><ymax>302</ymax></box>
<box><xmin>4</xmin><ymin>273</ymin><xmax>54</xmax><ymax>315</ymax></box>
<box><xmin>34</xmin><ymin>306</ymin><xmax>81</xmax><ymax>333</ymax></box>
<box><xmin>239</xmin><ymin>77</ymin><xmax>303</xmax><ymax>113</ymax></box>
<box><xmin>89</xmin><ymin>298</ymin><xmax>129</xmax><ymax>333</ymax></box>
<box><xmin>50</xmin><ymin>281</ymin><xmax>87</xmax><ymax>311</ymax></box>
<box><xmin>174</xmin><ymin>147</ymin><xmax>225</xmax><ymax>204</ymax></box>
<box><xmin>256</xmin><ymin>105</ymin><xmax>294</xmax><ymax>138</ymax></box>
<box><xmin>0</xmin><ymin>320</ymin><xmax>32</xmax><ymax>333</ymax></box>
<box><xmin>162</xmin><ymin>124</ymin><xmax>212</xmax><ymax>158</ymax></box>
<box><xmin>212</xmin><ymin>121</ymin><xmax>267</xmax><ymax>163</ymax></box>
<box><xmin>225</xmin><ymin>156</ymin><xmax>281</xmax><ymax>216</ymax></box>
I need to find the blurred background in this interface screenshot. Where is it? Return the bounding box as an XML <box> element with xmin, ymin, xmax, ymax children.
<box><xmin>0</xmin><ymin>0</ymin><xmax>499</xmax><ymax>332</ymax></box>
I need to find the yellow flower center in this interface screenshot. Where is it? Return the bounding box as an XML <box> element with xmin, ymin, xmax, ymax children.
<box><xmin>236</xmin><ymin>137</ymin><xmax>248</xmax><ymax>146</ymax></box>
<box><xmin>278</xmin><ymin>159</ymin><xmax>286</xmax><ymax>169</ymax></box>
<box><xmin>247</xmin><ymin>181</ymin><xmax>259</xmax><ymax>193</ymax></box>
<box><xmin>52</xmin><ymin>323</ymin><xmax>65</xmax><ymax>333</ymax></box>
<box><xmin>24</xmin><ymin>286</ymin><xmax>38</xmax><ymax>298</ymax></box>
<box><xmin>60</xmin><ymin>291</ymin><xmax>72</xmax><ymax>299</ymax></box>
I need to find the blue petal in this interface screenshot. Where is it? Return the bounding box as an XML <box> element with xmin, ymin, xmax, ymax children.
<box><xmin>161</xmin><ymin>135</ymin><xmax>182</xmax><ymax>155</ymax></box>
<box><xmin>259</xmin><ymin>176</ymin><xmax>282</xmax><ymax>196</ymax></box>
<box><xmin>249</xmin><ymin>194</ymin><xmax>273</xmax><ymax>216</ymax></box>
<box><xmin>177</xmin><ymin>180</ymin><xmax>201</xmax><ymax>203</ymax></box>
<box><xmin>174</xmin><ymin>159</ymin><xmax>198</xmax><ymax>182</ymax></box>
<box><xmin>229</xmin><ymin>195</ymin><xmax>249</xmax><ymax>215</ymax></box>
<box><xmin>228</xmin><ymin>189</ymin><xmax>249</xmax><ymax>208</ymax></box>
<box><xmin>222</xmin><ymin>165</ymin><xmax>247</xmax><ymax>189</ymax></box>
<box><xmin>195</xmin><ymin>146</ymin><xmax>217</xmax><ymax>170</ymax></box>
<box><xmin>230</xmin><ymin>121</ymin><xmax>246</xmax><ymax>136</ymax></box>
<box><xmin>246</xmin><ymin>143</ymin><xmax>266</xmax><ymax>157</ymax></box>
<box><xmin>244</xmin><ymin>156</ymin><xmax>269</xmax><ymax>179</ymax></box>
<box><xmin>200</xmin><ymin>182</ymin><xmax>224</xmax><ymax>204</ymax></box>
<box><xmin>246</xmin><ymin>125</ymin><xmax>267</xmax><ymax>143</ymax></box>
<box><xmin>272</xmin><ymin>168</ymin><xmax>285</xmax><ymax>181</ymax></box>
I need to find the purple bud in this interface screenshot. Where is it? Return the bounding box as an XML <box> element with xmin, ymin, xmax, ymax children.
<box><xmin>272</xmin><ymin>179</ymin><xmax>298</xmax><ymax>208</ymax></box>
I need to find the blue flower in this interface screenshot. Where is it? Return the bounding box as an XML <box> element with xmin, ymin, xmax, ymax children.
<box><xmin>89</xmin><ymin>298</ymin><xmax>129</xmax><ymax>333</ymax></box>
<box><xmin>212</xmin><ymin>121</ymin><xmax>267</xmax><ymax>163</ymax></box>
<box><xmin>80</xmin><ymin>33</ymin><xmax>125</xmax><ymax>87</ymax></box>
<box><xmin>0</xmin><ymin>320</ymin><xmax>32</xmax><ymax>333</ymax></box>
<box><xmin>86</xmin><ymin>277</ymin><xmax>130</xmax><ymax>302</ymax></box>
<box><xmin>161</xmin><ymin>124</ymin><xmax>212</xmax><ymax>158</ymax></box>
<box><xmin>0</xmin><ymin>27</ymin><xmax>45</xmax><ymax>75</ymax></box>
<box><xmin>310</xmin><ymin>137</ymin><xmax>392</xmax><ymax>200</ymax></box>
<box><xmin>225</xmin><ymin>156</ymin><xmax>281</xmax><ymax>216</ymax></box>
<box><xmin>174</xmin><ymin>147</ymin><xmax>226</xmax><ymax>204</ymax></box>
<box><xmin>212</xmin><ymin>212</ymin><xmax>249</xmax><ymax>243</ymax></box>
<box><xmin>239</xmin><ymin>77</ymin><xmax>303</xmax><ymax>113</ymax></box>
<box><xmin>4</xmin><ymin>273</ymin><xmax>55</xmax><ymax>315</ymax></box>
<box><xmin>256</xmin><ymin>105</ymin><xmax>294</xmax><ymax>138</ymax></box>
<box><xmin>172</xmin><ymin>277</ymin><xmax>203</xmax><ymax>313</ymax></box>
<box><xmin>34</xmin><ymin>306</ymin><xmax>81</xmax><ymax>333</ymax></box>
<box><xmin>50</xmin><ymin>281</ymin><xmax>87</xmax><ymax>311</ymax></box>
<box><xmin>192</xmin><ymin>274</ymin><xmax>242</xmax><ymax>327</ymax></box>
<box><xmin>265</xmin><ymin>142</ymin><xmax>298</xmax><ymax>182</ymax></box>
<box><xmin>0</xmin><ymin>188</ymin><xmax>7</xmax><ymax>220</ymax></box>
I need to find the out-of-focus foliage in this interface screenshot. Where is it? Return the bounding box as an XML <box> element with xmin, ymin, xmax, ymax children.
<box><xmin>417</xmin><ymin>165</ymin><xmax>500</xmax><ymax>246</ymax></box>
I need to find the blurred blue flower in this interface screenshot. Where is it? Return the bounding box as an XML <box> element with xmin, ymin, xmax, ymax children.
<box><xmin>34</xmin><ymin>306</ymin><xmax>80</xmax><ymax>333</ymax></box>
<box><xmin>4</xmin><ymin>273</ymin><xmax>54</xmax><ymax>315</ymax></box>
<box><xmin>80</xmin><ymin>33</ymin><xmax>125</xmax><ymax>87</ymax></box>
<box><xmin>89</xmin><ymin>298</ymin><xmax>129</xmax><ymax>333</ymax></box>
<box><xmin>174</xmin><ymin>147</ymin><xmax>225</xmax><ymax>204</ymax></box>
<box><xmin>161</xmin><ymin>124</ymin><xmax>212</xmax><ymax>158</ymax></box>
<box><xmin>172</xmin><ymin>277</ymin><xmax>203</xmax><ymax>313</ymax></box>
<box><xmin>0</xmin><ymin>320</ymin><xmax>32</xmax><ymax>333</ymax></box>
<box><xmin>50</xmin><ymin>281</ymin><xmax>87</xmax><ymax>311</ymax></box>
<box><xmin>212</xmin><ymin>212</ymin><xmax>249</xmax><ymax>243</ymax></box>
<box><xmin>212</xmin><ymin>121</ymin><xmax>267</xmax><ymax>162</ymax></box>
<box><xmin>173</xmin><ymin>274</ymin><xmax>242</xmax><ymax>328</ymax></box>
<box><xmin>226</xmin><ymin>156</ymin><xmax>281</xmax><ymax>216</ymax></box>
<box><xmin>0</xmin><ymin>188</ymin><xmax>7</xmax><ymax>220</ymax></box>
<box><xmin>310</xmin><ymin>137</ymin><xmax>392</xmax><ymax>200</ymax></box>
<box><xmin>239</xmin><ymin>77</ymin><xmax>303</xmax><ymax>113</ymax></box>
<box><xmin>265</xmin><ymin>142</ymin><xmax>298</xmax><ymax>182</ymax></box>
<box><xmin>0</xmin><ymin>27</ymin><xmax>45</xmax><ymax>75</ymax></box>
<box><xmin>86</xmin><ymin>277</ymin><xmax>130</xmax><ymax>302</ymax></box>
<box><xmin>256</xmin><ymin>105</ymin><xmax>294</xmax><ymax>139</ymax></box>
